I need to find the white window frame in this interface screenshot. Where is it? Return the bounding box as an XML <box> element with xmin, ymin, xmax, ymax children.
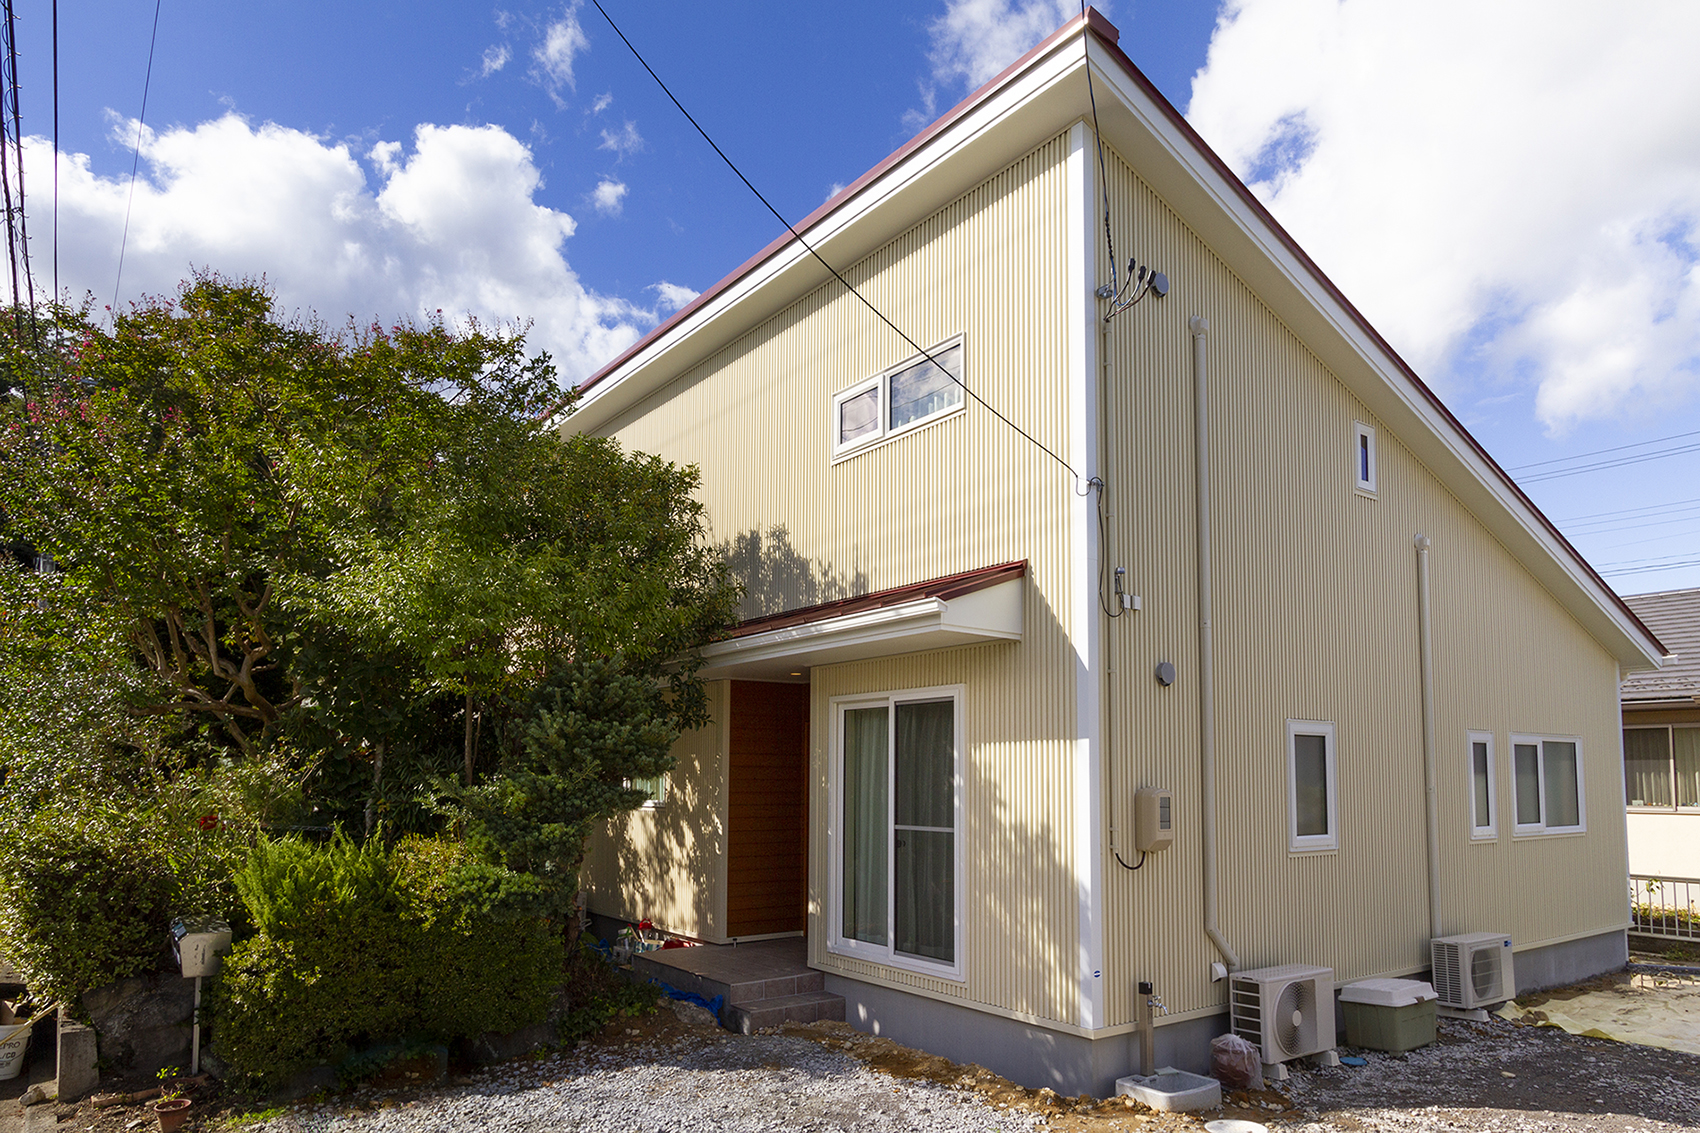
<box><xmin>830</xmin><ymin>336</ymin><xmax>966</xmax><ymax>459</ymax></box>
<box><xmin>1510</xmin><ymin>733</ymin><xmax>1587</xmax><ymax>836</ymax></box>
<box><xmin>1353</xmin><ymin>421</ymin><xmax>1378</xmax><ymax>495</ymax></box>
<box><xmin>1286</xmin><ymin>719</ymin><xmax>1338</xmax><ymax>852</ymax></box>
<box><xmin>1467</xmin><ymin>730</ymin><xmax>1497</xmax><ymax>841</ymax></box>
<box><xmin>629</xmin><ymin>773</ymin><xmax>668</xmax><ymax>808</ymax></box>
<box><xmin>826</xmin><ymin>684</ymin><xmax>966</xmax><ymax>982</ymax></box>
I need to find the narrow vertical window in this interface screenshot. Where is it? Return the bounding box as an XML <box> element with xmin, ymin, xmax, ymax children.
<box><xmin>1353</xmin><ymin>421</ymin><xmax>1377</xmax><ymax>494</ymax></box>
<box><xmin>841</xmin><ymin>705</ymin><xmax>889</xmax><ymax>946</ymax></box>
<box><xmin>1287</xmin><ymin>719</ymin><xmax>1338</xmax><ymax>851</ymax></box>
<box><xmin>1468</xmin><ymin>731</ymin><xmax>1496</xmax><ymax>839</ymax></box>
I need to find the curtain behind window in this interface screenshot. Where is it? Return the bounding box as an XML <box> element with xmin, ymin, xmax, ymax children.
<box><xmin>894</xmin><ymin>699</ymin><xmax>954</xmax><ymax>962</ymax></box>
<box><xmin>1543</xmin><ymin>741</ymin><xmax>1580</xmax><ymax>828</ymax></box>
<box><xmin>842</xmin><ymin>706</ymin><xmax>888</xmax><ymax>946</ymax></box>
<box><xmin>1676</xmin><ymin>727</ymin><xmax>1700</xmax><ymax>809</ymax></box>
<box><xmin>1624</xmin><ymin>729</ymin><xmax>1673</xmax><ymax>807</ymax></box>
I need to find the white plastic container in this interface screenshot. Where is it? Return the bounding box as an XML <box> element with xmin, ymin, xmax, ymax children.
<box><xmin>1340</xmin><ymin>978</ymin><xmax>1438</xmax><ymax>1052</ymax></box>
<box><xmin>0</xmin><ymin>1021</ymin><xmax>30</xmax><ymax>1081</ymax></box>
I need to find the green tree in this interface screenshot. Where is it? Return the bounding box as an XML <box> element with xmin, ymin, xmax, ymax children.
<box><xmin>443</xmin><ymin>655</ymin><xmax>688</xmax><ymax>946</ymax></box>
<box><xmin>0</xmin><ymin>277</ymin><xmax>738</xmax><ymax>833</ymax></box>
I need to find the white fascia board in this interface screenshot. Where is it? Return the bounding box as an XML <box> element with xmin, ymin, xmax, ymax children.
<box><xmin>568</xmin><ymin>37</ymin><xmax>1092</xmax><ymax>437</ymax></box>
<box><xmin>696</xmin><ymin>577</ymin><xmax>1024</xmax><ymax>680</ymax></box>
<box><xmin>1083</xmin><ymin>41</ymin><xmax>1664</xmax><ymax>672</ymax></box>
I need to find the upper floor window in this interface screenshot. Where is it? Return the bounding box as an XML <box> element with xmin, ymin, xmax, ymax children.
<box><xmin>1353</xmin><ymin>421</ymin><xmax>1377</xmax><ymax>494</ymax></box>
<box><xmin>1625</xmin><ymin>725</ymin><xmax>1700</xmax><ymax>811</ymax></box>
<box><xmin>1511</xmin><ymin>734</ymin><xmax>1584</xmax><ymax>835</ymax></box>
<box><xmin>832</xmin><ymin>338</ymin><xmax>965</xmax><ymax>457</ymax></box>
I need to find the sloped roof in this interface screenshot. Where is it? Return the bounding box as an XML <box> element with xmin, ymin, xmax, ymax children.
<box><xmin>1622</xmin><ymin>588</ymin><xmax>1700</xmax><ymax>703</ymax></box>
<box><xmin>566</xmin><ymin>8</ymin><xmax>1665</xmax><ymax>672</ymax></box>
<box><xmin>723</xmin><ymin>560</ymin><xmax>1026</xmax><ymax>639</ymax></box>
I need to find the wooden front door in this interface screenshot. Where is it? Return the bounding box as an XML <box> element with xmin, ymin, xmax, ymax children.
<box><xmin>725</xmin><ymin>680</ymin><xmax>809</xmax><ymax>937</ymax></box>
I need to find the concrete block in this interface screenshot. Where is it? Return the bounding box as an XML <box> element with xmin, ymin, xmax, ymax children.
<box><xmin>55</xmin><ymin>1010</ymin><xmax>99</xmax><ymax>1103</ymax></box>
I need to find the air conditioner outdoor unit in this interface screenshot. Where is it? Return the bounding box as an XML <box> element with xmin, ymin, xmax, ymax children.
<box><xmin>1430</xmin><ymin>932</ymin><xmax>1514</xmax><ymax>1009</ymax></box>
<box><xmin>1229</xmin><ymin>964</ymin><xmax>1336</xmax><ymax>1069</ymax></box>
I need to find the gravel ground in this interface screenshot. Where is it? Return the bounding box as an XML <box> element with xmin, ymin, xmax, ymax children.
<box><xmin>246</xmin><ymin>1028</ymin><xmax>1043</xmax><ymax>1133</ymax></box>
<box><xmin>21</xmin><ymin>968</ymin><xmax>1700</xmax><ymax>1133</ymax></box>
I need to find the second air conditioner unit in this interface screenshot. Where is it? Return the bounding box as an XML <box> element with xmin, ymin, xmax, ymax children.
<box><xmin>1430</xmin><ymin>932</ymin><xmax>1514</xmax><ymax>1009</ymax></box>
<box><xmin>1229</xmin><ymin>964</ymin><xmax>1336</xmax><ymax>1067</ymax></box>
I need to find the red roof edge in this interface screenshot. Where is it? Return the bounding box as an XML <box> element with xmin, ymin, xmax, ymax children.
<box><xmin>721</xmin><ymin>560</ymin><xmax>1028</xmax><ymax>640</ymax></box>
<box><xmin>566</xmin><ymin>6</ymin><xmax>1665</xmax><ymax>664</ymax></box>
<box><xmin>1080</xmin><ymin>26</ymin><xmax>1668</xmax><ymax>662</ymax></box>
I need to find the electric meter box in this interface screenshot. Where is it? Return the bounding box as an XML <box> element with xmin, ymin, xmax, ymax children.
<box><xmin>1133</xmin><ymin>787</ymin><xmax>1174</xmax><ymax>852</ymax></box>
<box><xmin>171</xmin><ymin>917</ymin><xmax>233</xmax><ymax>978</ymax></box>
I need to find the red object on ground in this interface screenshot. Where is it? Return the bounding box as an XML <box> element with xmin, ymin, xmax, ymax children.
<box><xmin>661</xmin><ymin>939</ymin><xmax>687</xmax><ymax>949</ymax></box>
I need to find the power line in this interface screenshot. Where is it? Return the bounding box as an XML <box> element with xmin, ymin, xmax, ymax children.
<box><xmin>4</xmin><ymin>0</ymin><xmax>34</xmax><ymax>323</ymax></box>
<box><xmin>113</xmin><ymin>0</ymin><xmax>164</xmax><ymax>317</ymax></box>
<box><xmin>1559</xmin><ymin>494</ymin><xmax>1700</xmax><ymax>526</ymax></box>
<box><xmin>1508</xmin><ymin>427</ymin><xmax>1700</xmax><ymax>471</ymax></box>
<box><xmin>584</xmin><ymin>0</ymin><xmax>1084</xmax><ymax>486</ymax></box>
<box><xmin>52</xmin><ymin>0</ymin><xmax>57</xmax><ymax>304</ymax></box>
<box><xmin>1518</xmin><ymin>439</ymin><xmax>1700</xmax><ymax>483</ymax></box>
<box><xmin>1600</xmin><ymin>558</ymin><xmax>1700</xmax><ymax>578</ymax></box>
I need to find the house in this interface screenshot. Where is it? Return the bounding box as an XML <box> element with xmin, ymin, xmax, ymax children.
<box><xmin>1621</xmin><ymin>587</ymin><xmax>1699</xmax><ymax>879</ymax></box>
<box><xmin>572</xmin><ymin>9</ymin><xmax>1666</xmax><ymax>1092</ymax></box>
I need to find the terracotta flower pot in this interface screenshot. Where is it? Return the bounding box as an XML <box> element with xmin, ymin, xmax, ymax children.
<box><xmin>154</xmin><ymin>1097</ymin><xmax>192</xmax><ymax>1132</ymax></box>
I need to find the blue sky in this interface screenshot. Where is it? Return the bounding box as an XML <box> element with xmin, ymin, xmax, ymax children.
<box><xmin>15</xmin><ymin>1</ymin><xmax>1700</xmax><ymax>597</ymax></box>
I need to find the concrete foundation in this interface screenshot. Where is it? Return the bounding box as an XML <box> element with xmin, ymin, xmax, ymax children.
<box><xmin>825</xmin><ymin>930</ymin><xmax>1626</xmax><ymax>1096</ymax></box>
<box><xmin>1509</xmin><ymin>928</ymin><xmax>1628</xmax><ymax>993</ymax></box>
<box><xmin>826</xmin><ymin>975</ymin><xmax>1227</xmax><ymax>1097</ymax></box>
<box><xmin>54</xmin><ymin>1011</ymin><xmax>98</xmax><ymax>1103</ymax></box>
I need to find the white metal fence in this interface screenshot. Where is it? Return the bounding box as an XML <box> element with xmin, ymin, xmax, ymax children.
<box><xmin>1630</xmin><ymin>874</ymin><xmax>1700</xmax><ymax>942</ymax></box>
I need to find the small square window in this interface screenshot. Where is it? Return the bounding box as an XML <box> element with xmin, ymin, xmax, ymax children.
<box><xmin>630</xmin><ymin>774</ymin><xmax>668</xmax><ymax>807</ymax></box>
<box><xmin>831</xmin><ymin>338</ymin><xmax>964</xmax><ymax>457</ymax></box>
<box><xmin>1287</xmin><ymin>719</ymin><xmax>1338</xmax><ymax>852</ymax></box>
<box><xmin>1468</xmin><ymin>731</ymin><xmax>1497</xmax><ymax>839</ymax></box>
<box><xmin>1511</xmin><ymin>734</ymin><xmax>1584</xmax><ymax>835</ymax></box>
<box><xmin>1353</xmin><ymin>421</ymin><xmax>1377</xmax><ymax>494</ymax></box>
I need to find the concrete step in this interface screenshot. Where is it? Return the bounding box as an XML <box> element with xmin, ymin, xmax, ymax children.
<box><xmin>632</xmin><ymin>954</ymin><xmax>825</xmax><ymax>1006</ymax></box>
<box><xmin>723</xmin><ymin>991</ymin><xmax>846</xmax><ymax>1035</ymax></box>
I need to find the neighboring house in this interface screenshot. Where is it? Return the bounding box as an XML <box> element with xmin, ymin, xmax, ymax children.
<box><xmin>1621</xmin><ymin>588</ymin><xmax>1699</xmax><ymax>878</ymax></box>
<box><xmin>573</xmin><ymin>10</ymin><xmax>1665</xmax><ymax>1092</ymax></box>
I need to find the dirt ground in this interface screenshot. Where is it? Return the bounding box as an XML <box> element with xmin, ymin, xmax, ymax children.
<box><xmin>12</xmin><ymin>965</ymin><xmax>1700</xmax><ymax>1133</ymax></box>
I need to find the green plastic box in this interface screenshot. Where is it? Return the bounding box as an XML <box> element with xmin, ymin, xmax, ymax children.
<box><xmin>1340</xmin><ymin>979</ymin><xmax>1437</xmax><ymax>1053</ymax></box>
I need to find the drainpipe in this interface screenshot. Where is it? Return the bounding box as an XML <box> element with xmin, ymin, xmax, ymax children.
<box><xmin>1192</xmin><ymin>315</ymin><xmax>1240</xmax><ymax>973</ymax></box>
<box><xmin>1414</xmin><ymin>534</ymin><xmax>1443</xmax><ymax>940</ymax></box>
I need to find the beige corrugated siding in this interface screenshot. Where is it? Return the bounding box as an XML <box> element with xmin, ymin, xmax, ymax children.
<box><xmin>1096</xmin><ymin>143</ymin><xmax>1628</xmax><ymax>1028</ymax></box>
<box><xmin>601</xmin><ymin>134</ymin><xmax>1083</xmax><ymax>1025</ymax></box>
<box><xmin>581</xmin><ymin>679</ymin><xmax>731</xmax><ymax>940</ymax></box>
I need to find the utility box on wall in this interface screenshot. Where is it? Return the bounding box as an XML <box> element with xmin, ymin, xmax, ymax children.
<box><xmin>1134</xmin><ymin>787</ymin><xmax>1173</xmax><ymax>852</ymax></box>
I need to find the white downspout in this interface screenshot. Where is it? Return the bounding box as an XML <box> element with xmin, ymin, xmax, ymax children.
<box><xmin>1192</xmin><ymin>315</ymin><xmax>1239</xmax><ymax>973</ymax></box>
<box><xmin>1414</xmin><ymin>534</ymin><xmax>1443</xmax><ymax>940</ymax></box>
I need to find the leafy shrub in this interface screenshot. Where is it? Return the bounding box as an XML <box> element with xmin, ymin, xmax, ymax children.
<box><xmin>0</xmin><ymin>813</ymin><xmax>177</xmax><ymax>1007</ymax></box>
<box><xmin>0</xmin><ymin>758</ymin><xmax>298</xmax><ymax>1010</ymax></box>
<box><xmin>558</xmin><ymin>942</ymin><xmax>662</xmax><ymax>1044</ymax></box>
<box><xmin>211</xmin><ymin>833</ymin><xmax>564</xmax><ymax>1086</ymax></box>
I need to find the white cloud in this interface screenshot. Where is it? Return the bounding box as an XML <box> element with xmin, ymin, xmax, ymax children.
<box><xmin>598</xmin><ymin>120</ymin><xmax>643</xmax><ymax>158</ymax></box>
<box><xmin>591</xmin><ymin>178</ymin><xmax>627</xmax><ymax>216</ymax></box>
<box><xmin>650</xmin><ymin>281</ymin><xmax>698</xmax><ymax>314</ymax></box>
<box><xmin>1187</xmin><ymin>0</ymin><xmax>1700</xmax><ymax>430</ymax></box>
<box><xmin>31</xmin><ymin>113</ymin><xmax>658</xmax><ymax>383</ymax></box>
<box><xmin>480</xmin><ymin>44</ymin><xmax>511</xmax><ymax>77</ymax></box>
<box><xmin>590</xmin><ymin>92</ymin><xmax>613</xmax><ymax>115</ymax></box>
<box><xmin>824</xmin><ymin>181</ymin><xmax>848</xmax><ymax>203</ymax></box>
<box><xmin>926</xmin><ymin>0</ymin><xmax>1082</xmax><ymax>90</ymax></box>
<box><xmin>534</xmin><ymin>5</ymin><xmax>590</xmax><ymax>104</ymax></box>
